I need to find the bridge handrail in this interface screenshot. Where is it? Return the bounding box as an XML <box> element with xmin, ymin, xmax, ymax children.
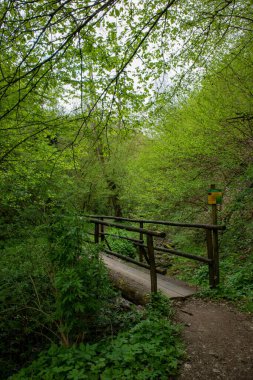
<box><xmin>86</xmin><ymin>215</ymin><xmax>225</xmax><ymax>230</ymax></box>
<box><xmin>87</xmin><ymin>217</ymin><xmax>166</xmax><ymax>293</ymax></box>
<box><xmin>88</xmin><ymin>218</ymin><xmax>166</xmax><ymax>237</ymax></box>
<box><xmin>86</xmin><ymin>214</ymin><xmax>225</xmax><ymax>290</ymax></box>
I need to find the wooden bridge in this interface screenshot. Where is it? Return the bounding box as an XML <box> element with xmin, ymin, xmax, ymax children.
<box><xmin>86</xmin><ymin>215</ymin><xmax>226</xmax><ymax>301</ymax></box>
<box><xmin>102</xmin><ymin>254</ymin><xmax>196</xmax><ymax>302</ymax></box>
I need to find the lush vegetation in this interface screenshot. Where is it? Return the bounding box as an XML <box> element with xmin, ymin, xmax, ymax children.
<box><xmin>1</xmin><ymin>0</ymin><xmax>252</xmax><ymax>378</ymax></box>
<box><xmin>11</xmin><ymin>296</ymin><xmax>183</xmax><ymax>380</ymax></box>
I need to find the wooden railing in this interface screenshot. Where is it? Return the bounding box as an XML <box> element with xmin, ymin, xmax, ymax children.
<box><xmin>87</xmin><ymin>215</ymin><xmax>226</xmax><ymax>291</ymax></box>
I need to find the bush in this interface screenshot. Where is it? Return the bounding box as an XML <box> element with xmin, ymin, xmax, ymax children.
<box><xmin>0</xmin><ymin>216</ymin><xmax>114</xmax><ymax>378</ymax></box>
<box><xmin>11</xmin><ymin>317</ymin><xmax>184</xmax><ymax>380</ymax></box>
<box><xmin>106</xmin><ymin>228</ymin><xmax>137</xmax><ymax>259</ymax></box>
<box><xmin>0</xmin><ymin>235</ymin><xmax>54</xmax><ymax>378</ymax></box>
<box><xmin>53</xmin><ymin>245</ymin><xmax>113</xmax><ymax>345</ymax></box>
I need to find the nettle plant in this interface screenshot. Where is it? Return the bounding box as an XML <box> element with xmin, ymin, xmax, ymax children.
<box><xmin>0</xmin><ymin>212</ymin><xmax>114</xmax><ymax>378</ymax></box>
<box><xmin>48</xmin><ymin>213</ymin><xmax>113</xmax><ymax>346</ymax></box>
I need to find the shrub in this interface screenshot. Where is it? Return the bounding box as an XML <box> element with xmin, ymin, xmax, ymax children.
<box><xmin>106</xmin><ymin>228</ymin><xmax>137</xmax><ymax>259</ymax></box>
<box><xmin>11</xmin><ymin>317</ymin><xmax>184</xmax><ymax>380</ymax></box>
<box><xmin>0</xmin><ymin>216</ymin><xmax>114</xmax><ymax>378</ymax></box>
<box><xmin>0</xmin><ymin>235</ymin><xmax>54</xmax><ymax>378</ymax></box>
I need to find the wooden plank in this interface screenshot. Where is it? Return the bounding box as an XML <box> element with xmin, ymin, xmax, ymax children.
<box><xmin>102</xmin><ymin>254</ymin><xmax>196</xmax><ymax>299</ymax></box>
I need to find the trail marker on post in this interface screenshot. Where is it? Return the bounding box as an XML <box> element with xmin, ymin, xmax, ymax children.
<box><xmin>208</xmin><ymin>187</ymin><xmax>223</xmax><ymax>205</ymax></box>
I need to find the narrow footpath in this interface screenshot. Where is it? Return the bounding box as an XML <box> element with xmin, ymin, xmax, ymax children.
<box><xmin>174</xmin><ymin>298</ymin><xmax>253</xmax><ymax>380</ymax></box>
<box><xmin>102</xmin><ymin>253</ymin><xmax>253</xmax><ymax>379</ymax></box>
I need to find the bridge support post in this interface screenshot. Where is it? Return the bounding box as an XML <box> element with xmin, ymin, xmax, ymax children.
<box><xmin>147</xmin><ymin>235</ymin><xmax>157</xmax><ymax>293</ymax></box>
<box><xmin>206</xmin><ymin>229</ymin><xmax>220</xmax><ymax>288</ymax></box>
<box><xmin>94</xmin><ymin>222</ymin><xmax>99</xmax><ymax>243</ymax></box>
<box><xmin>206</xmin><ymin>230</ymin><xmax>215</xmax><ymax>288</ymax></box>
<box><xmin>210</xmin><ymin>185</ymin><xmax>220</xmax><ymax>287</ymax></box>
<box><xmin>100</xmin><ymin>217</ymin><xmax>105</xmax><ymax>242</ymax></box>
<box><xmin>212</xmin><ymin>229</ymin><xmax>219</xmax><ymax>286</ymax></box>
<box><xmin>139</xmin><ymin>221</ymin><xmax>144</xmax><ymax>262</ymax></box>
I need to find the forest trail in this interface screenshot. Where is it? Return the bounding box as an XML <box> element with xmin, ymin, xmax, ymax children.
<box><xmin>174</xmin><ymin>298</ymin><xmax>253</xmax><ymax>380</ymax></box>
<box><xmin>102</xmin><ymin>253</ymin><xmax>196</xmax><ymax>301</ymax></box>
<box><xmin>103</xmin><ymin>254</ymin><xmax>253</xmax><ymax>379</ymax></box>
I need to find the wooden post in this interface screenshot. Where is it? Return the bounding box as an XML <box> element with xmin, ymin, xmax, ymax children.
<box><xmin>139</xmin><ymin>221</ymin><xmax>144</xmax><ymax>262</ymax></box>
<box><xmin>210</xmin><ymin>184</ymin><xmax>219</xmax><ymax>287</ymax></box>
<box><xmin>140</xmin><ymin>245</ymin><xmax>150</xmax><ymax>265</ymax></box>
<box><xmin>147</xmin><ymin>234</ymin><xmax>157</xmax><ymax>293</ymax></box>
<box><xmin>100</xmin><ymin>217</ymin><xmax>105</xmax><ymax>242</ymax></box>
<box><xmin>94</xmin><ymin>222</ymin><xmax>99</xmax><ymax>243</ymax></box>
<box><xmin>212</xmin><ymin>228</ymin><xmax>219</xmax><ymax>286</ymax></box>
<box><xmin>210</xmin><ymin>184</ymin><xmax>218</xmax><ymax>224</ymax></box>
<box><xmin>212</xmin><ymin>204</ymin><xmax>218</xmax><ymax>225</ymax></box>
<box><xmin>206</xmin><ymin>229</ymin><xmax>215</xmax><ymax>288</ymax></box>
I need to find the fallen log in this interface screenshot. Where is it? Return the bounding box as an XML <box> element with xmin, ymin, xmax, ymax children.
<box><xmin>107</xmin><ymin>268</ymin><xmax>151</xmax><ymax>305</ymax></box>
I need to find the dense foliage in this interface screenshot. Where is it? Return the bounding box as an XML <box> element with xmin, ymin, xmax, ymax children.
<box><xmin>0</xmin><ymin>216</ymin><xmax>113</xmax><ymax>378</ymax></box>
<box><xmin>11</xmin><ymin>300</ymin><xmax>183</xmax><ymax>380</ymax></box>
<box><xmin>119</xmin><ymin>42</ymin><xmax>253</xmax><ymax>310</ymax></box>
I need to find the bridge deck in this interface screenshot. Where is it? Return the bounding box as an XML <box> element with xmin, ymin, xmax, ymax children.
<box><xmin>102</xmin><ymin>253</ymin><xmax>197</xmax><ymax>300</ymax></box>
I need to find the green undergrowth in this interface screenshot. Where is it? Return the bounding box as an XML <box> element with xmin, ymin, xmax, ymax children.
<box><xmin>164</xmin><ymin>185</ymin><xmax>253</xmax><ymax>312</ymax></box>
<box><xmin>165</xmin><ymin>230</ymin><xmax>253</xmax><ymax>312</ymax></box>
<box><xmin>195</xmin><ymin>254</ymin><xmax>253</xmax><ymax>312</ymax></box>
<box><xmin>10</xmin><ymin>294</ymin><xmax>184</xmax><ymax>380</ymax></box>
<box><xmin>104</xmin><ymin>227</ymin><xmax>137</xmax><ymax>259</ymax></box>
<box><xmin>1</xmin><ymin>213</ymin><xmax>184</xmax><ymax>379</ymax></box>
<box><xmin>11</xmin><ymin>319</ymin><xmax>183</xmax><ymax>380</ymax></box>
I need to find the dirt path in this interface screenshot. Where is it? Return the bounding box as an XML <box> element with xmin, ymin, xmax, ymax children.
<box><xmin>102</xmin><ymin>254</ymin><xmax>253</xmax><ymax>378</ymax></box>
<box><xmin>174</xmin><ymin>298</ymin><xmax>253</xmax><ymax>380</ymax></box>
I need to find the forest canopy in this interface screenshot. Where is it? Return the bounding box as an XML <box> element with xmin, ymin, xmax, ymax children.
<box><xmin>1</xmin><ymin>0</ymin><xmax>252</xmax><ymax>151</ymax></box>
